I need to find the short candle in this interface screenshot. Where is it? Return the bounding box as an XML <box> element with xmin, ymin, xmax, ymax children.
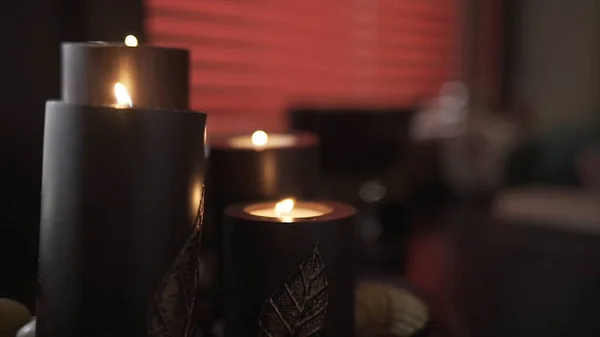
<box><xmin>228</xmin><ymin>130</ymin><xmax>298</xmax><ymax>149</ymax></box>
<box><xmin>61</xmin><ymin>42</ymin><xmax>189</xmax><ymax>109</ymax></box>
<box><xmin>245</xmin><ymin>198</ymin><xmax>331</xmax><ymax>222</ymax></box>
<box><xmin>204</xmin><ymin>131</ymin><xmax>320</xmax><ymax>321</ymax></box>
<box><xmin>223</xmin><ymin>199</ymin><xmax>356</xmax><ymax>337</ymax></box>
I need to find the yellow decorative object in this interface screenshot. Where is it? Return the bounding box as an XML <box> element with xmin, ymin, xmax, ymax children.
<box><xmin>356</xmin><ymin>282</ymin><xmax>429</xmax><ymax>337</ymax></box>
<box><xmin>0</xmin><ymin>298</ymin><xmax>31</xmax><ymax>337</ymax></box>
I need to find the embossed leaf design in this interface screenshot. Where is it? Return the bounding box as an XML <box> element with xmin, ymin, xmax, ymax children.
<box><xmin>258</xmin><ymin>245</ymin><xmax>328</xmax><ymax>337</ymax></box>
<box><xmin>148</xmin><ymin>185</ymin><xmax>205</xmax><ymax>337</ymax></box>
<box><xmin>147</xmin><ymin>232</ymin><xmax>199</xmax><ymax>337</ymax></box>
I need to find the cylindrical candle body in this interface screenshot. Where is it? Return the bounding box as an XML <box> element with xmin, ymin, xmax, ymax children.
<box><xmin>199</xmin><ymin>134</ymin><xmax>320</xmax><ymax>326</ymax></box>
<box><xmin>223</xmin><ymin>202</ymin><xmax>356</xmax><ymax>337</ymax></box>
<box><xmin>208</xmin><ymin>133</ymin><xmax>319</xmax><ymax>206</ymax></box>
<box><xmin>61</xmin><ymin>43</ymin><xmax>189</xmax><ymax>109</ymax></box>
<box><xmin>38</xmin><ymin>101</ymin><xmax>206</xmax><ymax>337</ymax></box>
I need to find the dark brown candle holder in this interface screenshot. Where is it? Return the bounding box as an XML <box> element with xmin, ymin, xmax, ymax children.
<box><xmin>61</xmin><ymin>43</ymin><xmax>189</xmax><ymax>109</ymax></box>
<box><xmin>204</xmin><ymin>132</ymin><xmax>320</xmax><ymax>249</ymax></box>
<box><xmin>37</xmin><ymin>101</ymin><xmax>206</xmax><ymax>337</ymax></box>
<box><xmin>208</xmin><ymin>132</ymin><xmax>319</xmax><ymax>203</ymax></box>
<box><xmin>199</xmin><ymin>132</ymin><xmax>320</xmax><ymax>327</ymax></box>
<box><xmin>223</xmin><ymin>201</ymin><xmax>356</xmax><ymax>337</ymax></box>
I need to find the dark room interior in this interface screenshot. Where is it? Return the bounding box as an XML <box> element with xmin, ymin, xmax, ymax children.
<box><xmin>1</xmin><ymin>0</ymin><xmax>600</xmax><ymax>337</ymax></box>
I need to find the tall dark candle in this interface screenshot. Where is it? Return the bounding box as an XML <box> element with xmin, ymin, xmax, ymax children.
<box><xmin>61</xmin><ymin>43</ymin><xmax>189</xmax><ymax>109</ymax></box>
<box><xmin>204</xmin><ymin>132</ymin><xmax>320</xmax><ymax>267</ymax></box>
<box><xmin>199</xmin><ymin>132</ymin><xmax>320</xmax><ymax>327</ymax></box>
<box><xmin>223</xmin><ymin>200</ymin><xmax>356</xmax><ymax>337</ymax></box>
<box><xmin>208</xmin><ymin>132</ymin><xmax>319</xmax><ymax>204</ymax></box>
<box><xmin>38</xmin><ymin>101</ymin><xmax>206</xmax><ymax>337</ymax></box>
<box><xmin>204</xmin><ymin>131</ymin><xmax>320</xmax><ymax>251</ymax></box>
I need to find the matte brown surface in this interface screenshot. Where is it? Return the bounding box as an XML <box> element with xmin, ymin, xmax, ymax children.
<box><xmin>202</xmin><ymin>132</ymin><xmax>320</xmax><ymax>275</ymax></box>
<box><xmin>200</xmin><ymin>133</ymin><xmax>320</xmax><ymax>327</ymax></box>
<box><xmin>223</xmin><ymin>201</ymin><xmax>357</xmax><ymax>337</ymax></box>
<box><xmin>38</xmin><ymin>101</ymin><xmax>206</xmax><ymax>337</ymax></box>
<box><xmin>62</xmin><ymin>43</ymin><xmax>189</xmax><ymax>109</ymax></box>
<box><xmin>207</xmin><ymin>132</ymin><xmax>319</xmax><ymax>207</ymax></box>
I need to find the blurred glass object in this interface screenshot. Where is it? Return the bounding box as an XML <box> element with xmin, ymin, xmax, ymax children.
<box><xmin>438</xmin><ymin>81</ymin><xmax>470</xmax><ymax>113</ymax></box>
<box><xmin>359</xmin><ymin>180</ymin><xmax>387</xmax><ymax>203</ymax></box>
<box><xmin>442</xmin><ymin>109</ymin><xmax>522</xmax><ymax>195</ymax></box>
<box><xmin>410</xmin><ymin>81</ymin><xmax>526</xmax><ymax>195</ymax></box>
<box><xmin>410</xmin><ymin>81</ymin><xmax>469</xmax><ymax>141</ymax></box>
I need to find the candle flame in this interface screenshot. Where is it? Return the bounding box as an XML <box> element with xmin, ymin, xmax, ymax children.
<box><xmin>275</xmin><ymin>198</ymin><xmax>295</xmax><ymax>215</ymax></box>
<box><xmin>114</xmin><ymin>82</ymin><xmax>133</xmax><ymax>108</ymax></box>
<box><xmin>251</xmin><ymin>130</ymin><xmax>268</xmax><ymax>146</ymax></box>
<box><xmin>124</xmin><ymin>35</ymin><xmax>138</xmax><ymax>47</ymax></box>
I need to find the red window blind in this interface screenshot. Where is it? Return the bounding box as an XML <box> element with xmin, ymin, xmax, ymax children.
<box><xmin>145</xmin><ymin>0</ymin><xmax>462</xmax><ymax>134</ymax></box>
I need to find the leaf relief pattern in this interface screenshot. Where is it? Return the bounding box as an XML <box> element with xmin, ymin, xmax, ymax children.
<box><xmin>258</xmin><ymin>245</ymin><xmax>328</xmax><ymax>337</ymax></box>
<box><xmin>148</xmin><ymin>185</ymin><xmax>205</xmax><ymax>337</ymax></box>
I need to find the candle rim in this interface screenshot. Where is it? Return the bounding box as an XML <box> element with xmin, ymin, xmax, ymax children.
<box><xmin>244</xmin><ymin>201</ymin><xmax>333</xmax><ymax>219</ymax></box>
<box><xmin>62</xmin><ymin>42</ymin><xmax>189</xmax><ymax>54</ymax></box>
<box><xmin>227</xmin><ymin>200</ymin><xmax>356</xmax><ymax>223</ymax></box>
<box><xmin>46</xmin><ymin>100</ymin><xmax>208</xmax><ymax>119</ymax></box>
<box><xmin>228</xmin><ymin>133</ymin><xmax>297</xmax><ymax>149</ymax></box>
<box><xmin>210</xmin><ymin>131</ymin><xmax>318</xmax><ymax>150</ymax></box>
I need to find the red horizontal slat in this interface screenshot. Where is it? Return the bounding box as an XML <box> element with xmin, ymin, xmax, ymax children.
<box><xmin>145</xmin><ymin>0</ymin><xmax>462</xmax><ymax>135</ymax></box>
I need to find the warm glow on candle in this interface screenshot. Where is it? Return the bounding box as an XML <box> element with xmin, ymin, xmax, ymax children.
<box><xmin>124</xmin><ymin>35</ymin><xmax>138</xmax><ymax>47</ymax></box>
<box><xmin>275</xmin><ymin>198</ymin><xmax>295</xmax><ymax>215</ymax></box>
<box><xmin>245</xmin><ymin>199</ymin><xmax>330</xmax><ymax>223</ymax></box>
<box><xmin>192</xmin><ymin>183</ymin><xmax>203</xmax><ymax>215</ymax></box>
<box><xmin>114</xmin><ymin>82</ymin><xmax>133</xmax><ymax>108</ymax></box>
<box><xmin>228</xmin><ymin>132</ymin><xmax>297</xmax><ymax>149</ymax></box>
<box><xmin>251</xmin><ymin>130</ymin><xmax>268</xmax><ymax>146</ymax></box>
